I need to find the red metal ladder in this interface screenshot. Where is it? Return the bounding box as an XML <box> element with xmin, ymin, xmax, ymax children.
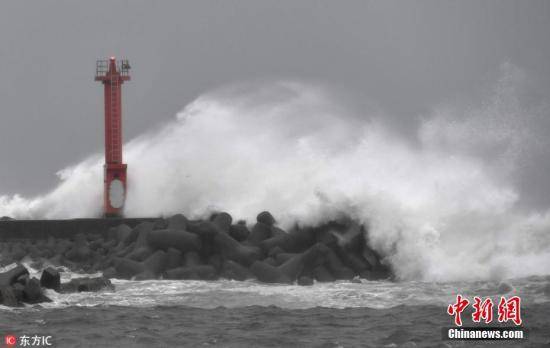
<box><xmin>110</xmin><ymin>75</ymin><xmax>120</xmax><ymax>163</ymax></box>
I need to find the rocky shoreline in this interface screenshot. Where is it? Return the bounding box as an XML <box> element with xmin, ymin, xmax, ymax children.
<box><xmin>0</xmin><ymin>264</ymin><xmax>113</xmax><ymax>307</ymax></box>
<box><xmin>0</xmin><ymin>212</ymin><xmax>391</xmax><ymax>307</ymax></box>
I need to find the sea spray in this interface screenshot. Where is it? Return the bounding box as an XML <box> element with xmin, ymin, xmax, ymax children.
<box><xmin>1</xmin><ymin>74</ymin><xmax>549</xmax><ymax>282</ymax></box>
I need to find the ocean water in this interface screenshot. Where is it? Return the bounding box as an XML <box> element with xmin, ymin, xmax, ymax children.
<box><xmin>1</xmin><ymin>269</ymin><xmax>549</xmax><ymax>347</ymax></box>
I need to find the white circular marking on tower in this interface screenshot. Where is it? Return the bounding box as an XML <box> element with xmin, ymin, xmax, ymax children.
<box><xmin>109</xmin><ymin>179</ymin><xmax>125</xmax><ymax>209</ymax></box>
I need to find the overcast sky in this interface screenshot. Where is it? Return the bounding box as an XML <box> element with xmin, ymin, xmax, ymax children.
<box><xmin>0</xmin><ymin>0</ymin><xmax>549</xmax><ymax>199</ymax></box>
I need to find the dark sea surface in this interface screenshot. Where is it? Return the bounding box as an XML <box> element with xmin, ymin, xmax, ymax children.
<box><xmin>0</xmin><ymin>303</ymin><xmax>548</xmax><ymax>348</ymax></box>
<box><xmin>1</xmin><ymin>269</ymin><xmax>549</xmax><ymax>347</ymax></box>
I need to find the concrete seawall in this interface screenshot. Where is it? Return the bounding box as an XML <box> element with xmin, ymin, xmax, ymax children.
<box><xmin>0</xmin><ymin>213</ymin><xmax>392</xmax><ymax>286</ymax></box>
<box><xmin>0</xmin><ymin>218</ymin><xmax>158</xmax><ymax>241</ymax></box>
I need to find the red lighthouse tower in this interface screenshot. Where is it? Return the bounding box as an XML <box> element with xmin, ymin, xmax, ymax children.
<box><xmin>95</xmin><ymin>57</ymin><xmax>131</xmax><ymax>217</ymax></box>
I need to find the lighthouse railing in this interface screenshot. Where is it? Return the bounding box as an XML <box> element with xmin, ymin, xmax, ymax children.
<box><xmin>95</xmin><ymin>60</ymin><xmax>131</xmax><ymax>78</ymax></box>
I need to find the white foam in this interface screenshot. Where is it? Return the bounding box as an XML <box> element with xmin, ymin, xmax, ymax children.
<box><xmin>1</xmin><ymin>69</ymin><xmax>550</xmax><ymax>282</ymax></box>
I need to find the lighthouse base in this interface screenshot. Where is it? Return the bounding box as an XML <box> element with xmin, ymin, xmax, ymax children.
<box><xmin>104</xmin><ymin>163</ymin><xmax>127</xmax><ymax>217</ymax></box>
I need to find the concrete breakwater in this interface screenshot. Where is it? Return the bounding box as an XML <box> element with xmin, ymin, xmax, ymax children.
<box><xmin>0</xmin><ymin>218</ymin><xmax>157</xmax><ymax>240</ymax></box>
<box><xmin>0</xmin><ymin>212</ymin><xmax>391</xmax><ymax>291</ymax></box>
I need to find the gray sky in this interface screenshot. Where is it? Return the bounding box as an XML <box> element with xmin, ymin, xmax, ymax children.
<box><xmin>0</xmin><ymin>0</ymin><xmax>549</xmax><ymax>203</ymax></box>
